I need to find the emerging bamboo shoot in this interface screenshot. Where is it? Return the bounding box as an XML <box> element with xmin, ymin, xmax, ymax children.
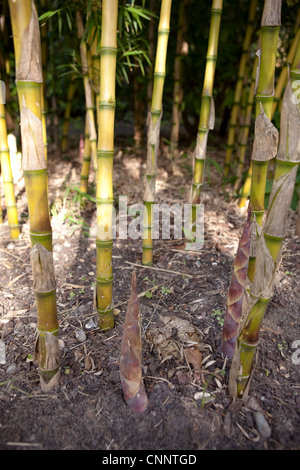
<box><xmin>120</xmin><ymin>271</ymin><xmax>148</xmax><ymax>413</ymax></box>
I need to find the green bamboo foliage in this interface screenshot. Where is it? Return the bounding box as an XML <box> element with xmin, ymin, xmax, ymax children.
<box><xmin>77</xmin><ymin>11</ymin><xmax>97</xmax><ymax>174</ymax></box>
<box><xmin>224</xmin><ymin>0</ymin><xmax>257</xmax><ymax>177</ymax></box>
<box><xmin>142</xmin><ymin>0</ymin><xmax>172</xmax><ymax>267</ymax></box>
<box><xmin>8</xmin><ymin>0</ymin><xmax>60</xmax><ymax>391</ymax></box>
<box><xmin>230</xmin><ymin>77</ymin><xmax>300</xmax><ymax>398</ymax></box>
<box><xmin>170</xmin><ymin>0</ymin><xmax>185</xmax><ymax>158</ymax></box>
<box><xmin>95</xmin><ymin>0</ymin><xmax>118</xmax><ymax>330</ymax></box>
<box><xmin>189</xmin><ymin>0</ymin><xmax>222</xmax><ymax>240</ymax></box>
<box><xmin>0</xmin><ymin>87</ymin><xmax>20</xmax><ymax>239</ymax></box>
<box><xmin>247</xmin><ymin>0</ymin><xmax>281</xmax><ymax>283</ymax></box>
<box><xmin>61</xmin><ymin>75</ymin><xmax>77</xmax><ymax>153</ymax></box>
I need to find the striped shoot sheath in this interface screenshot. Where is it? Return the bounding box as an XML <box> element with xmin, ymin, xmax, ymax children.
<box><xmin>8</xmin><ymin>0</ymin><xmax>60</xmax><ymax>391</ymax></box>
<box><xmin>120</xmin><ymin>272</ymin><xmax>148</xmax><ymax>413</ymax></box>
<box><xmin>142</xmin><ymin>0</ymin><xmax>172</xmax><ymax>266</ymax></box>
<box><xmin>95</xmin><ymin>0</ymin><xmax>118</xmax><ymax>330</ymax></box>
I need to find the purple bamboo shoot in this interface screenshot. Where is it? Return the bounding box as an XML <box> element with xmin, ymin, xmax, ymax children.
<box><xmin>221</xmin><ymin>206</ymin><xmax>252</xmax><ymax>358</ymax></box>
<box><xmin>120</xmin><ymin>271</ymin><xmax>149</xmax><ymax>412</ymax></box>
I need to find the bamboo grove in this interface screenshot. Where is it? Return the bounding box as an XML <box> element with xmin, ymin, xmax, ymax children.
<box><xmin>0</xmin><ymin>0</ymin><xmax>299</xmax><ymax>404</ymax></box>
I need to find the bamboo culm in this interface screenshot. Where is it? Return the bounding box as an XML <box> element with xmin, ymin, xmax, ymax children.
<box><xmin>0</xmin><ymin>89</ymin><xmax>20</xmax><ymax>239</ymax></box>
<box><xmin>233</xmin><ymin>77</ymin><xmax>300</xmax><ymax>398</ymax></box>
<box><xmin>188</xmin><ymin>0</ymin><xmax>222</xmax><ymax>246</ymax></box>
<box><xmin>247</xmin><ymin>0</ymin><xmax>282</xmax><ymax>283</ymax></box>
<box><xmin>142</xmin><ymin>0</ymin><xmax>172</xmax><ymax>266</ymax></box>
<box><xmin>95</xmin><ymin>0</ymin><xmax>118</xmax><ymax>330</ymax></box>
<box><xmin>8</xmin><ymin>0</ymin><xmax>60</xmax><ymax>391</ymax></box>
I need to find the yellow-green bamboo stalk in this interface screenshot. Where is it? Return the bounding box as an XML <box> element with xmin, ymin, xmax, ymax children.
<box><xmin>271</xmin><ymin>8</ymin><xmax>300</xmax><ymax>118</ymax></box>
<box><xmin>89</xmin><ymin>26</ymin><xmax>100</xmax><ymax>127</ymax></box>
<box><xmin>76</xmin><ymin>11</ymin><xmax>97</xmax><ymax>173</ymax></box>
<box><xmin>0</xmin><ymin>173</ymin><xmax>3</xmax><ymax>224</ymax></box>
<box><xmin>95</xmin><ymin>0</ymin><xmax>118</xmax><ymax>330</ymax></box>
<box><xmin>239</xmin><ymin>20</ymin><xmax>299</xmax><ymax>206</ymax></box>
<box><xmin>231</xmin><ymin>76</ymin><xmax>300</xmax><ymax>398</ymax></box>
<box><xmin>0</xmin><ymin>178</ymin><xmax>3</xmax><ymax>224</ymax></box>
<box><xmin>223</xmin><ymin>0</ymin><xmax>257</xmax><ymax>177</ymax></box>
<box><xmin>133</xmin><ymin>71</ymin><xmax>145</xmax><ymax>148</ymax></box>
<box><xmin>142</xmin><ymin>0</ymin><xmax>172</xmax><ymax>266</ymax></box>
<box><xmin>8</xmin><ymin>0</ymin><xmax>59</xmax><ymax>391</ymax></box>
<box><xmin>0</xmin><ymin>86</ymin><xmax>20</xmax><ymax>239</ymax></box>
<box><xmin>61</xmin><ymin>75</ymin><xmax>77</xmax><ymax>153</ymax></box>
<box><xmin>147</xmin><ymin>0</ymin><xmax>156</xmax><ymax>113</ymax></box>
<box><xmin>189</xmin><ymin>0</ymin><xmax>222</xmax><ymax>241</ymax></box>
<box><xmin>247</xmin><ymin>0</ymin><xmax>281</xmax><ymax>283</ymax></box>
<box><xmin>235</xmin><ymin>49</ymin><xmax>259</xmax><ymax>196</ymax></box>
<box><xmin>80</xmin><ymin>111</ymin><xmax>91</xmax><ymax>193</ymax></box>
<box><xmin>40</xmin><ymin>0</ymin><xmax>48</xmax><ymax>161</ymax></box>
<box><xmin>170</xmin><ymin>0</ymin><xmax>185</xmax><ymax>158</ymax></box>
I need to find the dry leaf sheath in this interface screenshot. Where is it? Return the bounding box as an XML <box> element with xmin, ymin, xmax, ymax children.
<box><xmin>120</xmin><ymin>272</ymin><xmax>149</xmax><ymax>413</ymax></box>
<box><xmin>221</xmin><ymin>206</ymin><xmax>252</xmax><ymax>358</ymax></box>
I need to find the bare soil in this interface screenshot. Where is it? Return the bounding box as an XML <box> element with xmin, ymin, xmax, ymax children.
<box><xmin>0</xmin><ymin>136</ymin><xmax>299</xmax><ymax>452</ymax></box>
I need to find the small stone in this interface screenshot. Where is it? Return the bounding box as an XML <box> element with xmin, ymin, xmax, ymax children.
<box><xmin>85</xmin><ymin>319</ymin><xmax>97</xmax><ymax>329</ymax></box>
<box><xmin>254</xmin><ymin>411</ymin><xmax>271</xmax><ymax>439</ymax></box>
<box><xmin>194</xmin><ymin>391</ymin><xmax>211</xmax><ymax>400</ymax></box>
<box><xmin>6</xmin><ymin>363</ymin><xmax>17</xmax><ymax>374</ymax></box>
<box><xmin>0</xmin><ymin>340</ymin><xmax>6</xmax><ymax>365</ymax></box>
<box><xmin>75</xmin><ymin>329</ymin><xmax>87</xmax><ymax>342</ymax></box>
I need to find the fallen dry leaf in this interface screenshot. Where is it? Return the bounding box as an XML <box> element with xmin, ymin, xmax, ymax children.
<box><xmin>184</xmin><ymin>347</ymin><xmax>202</xmax><ymax>371</ymax></box>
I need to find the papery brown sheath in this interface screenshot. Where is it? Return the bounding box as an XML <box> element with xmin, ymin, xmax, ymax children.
<box><xmin>120</xmin><ymin>272</ymin><xmax>149</xmax><ymax>413</ymax></box>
